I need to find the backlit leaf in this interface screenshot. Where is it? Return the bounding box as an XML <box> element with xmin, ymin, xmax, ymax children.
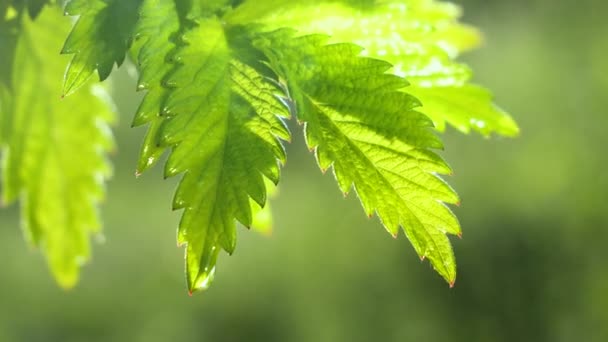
<box><xmin>61</xmin><ymin>0</ymin><xmax>143</xmax><ymax>96</ymax></box>
<box><xmin>1</xmin><ymin>7</ymin><xmax>115</xmax><ymax>287</ymax></box>
<box><xmin>256</xmin><ymin>29</ymin><xmax>460</xmax><ymax>284</ymax></box>
<box><xmin>134</xmin><ymin>8</ymin><xmax>290</xmax><ymax>292</ymax></box>
<box><xmin>237</xmin><ymin>0</ymin><xmax>518</xmax><ymax>137</ymax></box>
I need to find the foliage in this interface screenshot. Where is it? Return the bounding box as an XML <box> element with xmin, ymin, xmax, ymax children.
<box><xmin>1</xmin><ymin>2</ymin><xmax>114</xmax><ymax>288</ymax></box>
<box><xmin>0</xmin><ymin>0</ymin><xmax>517</xmax><ymax>293</ymax></box>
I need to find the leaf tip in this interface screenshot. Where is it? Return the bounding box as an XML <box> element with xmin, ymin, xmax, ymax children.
<box><xmin>55</xmin><ymin>270</ymin><xmax>79</xmax><ymax>290</ymax></box>
<box><xmin>449</xmin><ymin>280</ymin><xmax>456</xmax><ymax>289</ymax></box>
<box><xmin>61</xmin><ymin>80</ymin><xmax>78</xmax><ymax>98</ymax></box>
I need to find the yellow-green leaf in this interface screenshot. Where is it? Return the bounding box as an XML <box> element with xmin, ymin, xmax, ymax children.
<box><xmin>257</xmin><ymin>30</ymin><xmax>460</xmax><ymax>284</ymax></box>
<box><xmin>134</xmin><ymin>8</ymin><xmax>290</xmax><ymax>292</ymax></box>
<box><xmin>1</xmin><ymin>7</ymin><xmax>115</xmax><ymax>288</ymax></box>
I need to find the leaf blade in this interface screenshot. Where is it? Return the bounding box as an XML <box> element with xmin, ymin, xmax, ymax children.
<box><xmin>61</xmin><ymin>0</ymin><xmax>143</xmax><ymax>96</ymax></box>
<box><xmin>256</xmin><ymin>30</ymin><xmax>459</xmax><ymax>283</ymax></box>
<box><xmin>1</xmin><ymin>7</ymin><xmax>115</xmax><ymax>287</ymax></box>
<box><xmin>135</xmin><ymin>11</ymin><xmax>289</xmax><ymax>292</ymax></box>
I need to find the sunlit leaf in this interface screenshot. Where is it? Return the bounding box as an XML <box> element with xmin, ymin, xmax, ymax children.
<box><xmin>0</xmin><ymin>7</ymin><xmax>115</xmax><ymax>287</ymax></box>
<box><xmin>256</xmin><ymin>30</ymin><xmax>460</xmax><ymax>284</ymax></box>
<box><xmin>134</xmin><ymin>6</ymin><xmax>290</xmax><ymax>292</ymax></box>
<box><xmin>61</xmin><ymin>0</ymin><xmax>143</xmax><ymax>96</ymax></box>
<box><xmin>236</xmin><ymin>0</ymin><xmax>518</xmax><ymax>137</ymax></box>
<box><xmin>130</xmin><ymin>0</ymin><xmax>184</xmax><ymax>174</ymax></box>
<box><xmin>0</xmin><ymin>0</ymin><xmax>518</xmax><ymax>291</ymax></box>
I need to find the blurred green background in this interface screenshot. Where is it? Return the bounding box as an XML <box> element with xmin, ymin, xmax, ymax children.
<box><xmin>1</xmin><ymin>0</ymin><xmax>607</xmax><ymax>341</ymax></box>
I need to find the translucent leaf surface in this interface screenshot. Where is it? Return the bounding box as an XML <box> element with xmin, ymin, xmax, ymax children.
<box><xmin>130</xmin><ymin>0</ymin><xmax>184</xmax><ymax>174</ymax></box>
<box><xmin>0</xmin><ymin>7</ymin><xmax>115</xmax><ymax>287</ymax></box>
<box><xmin>407</xmin><ymin>84</ymin><xmax>519</xmax><ymax>136</ymax></box>
<box><xmin>256</xmin><ymin>30</ymin><xmax>460</xmax><ymax>284</ymax></box>
<box><xmin>61</xmin><ymin>0</ymin><xmax>143</xmax><ymax>96</ymax></box>
<box><xmin>134</xmin><ymin>8</ymin><xmax>290</xmax><ymax>292</ymax></box>
<box><xmin>237</xmin><ymin>0</ymin><xmax>518</xmax><ymax>137</ymax></box>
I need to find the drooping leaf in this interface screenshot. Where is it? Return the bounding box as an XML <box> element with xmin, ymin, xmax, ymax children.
<box><xmin>256</xmin><ymin>29</ymin><xmax>460</xmax><ymax>284</ymax></box>
<box><xmin>235</xmin><ymin>0</ymin><xmax>518</xmax><ymax>137</ymax></box>
<box><xmin>61</xmin><ymin>0</ymin><xmax>143</xmax><ymax>96</ymax></box>
<box><xmin>134</xmin><ymin>9</ymin><xmax>290</xmax><ymax>292</ymax></box>
<box><xmin>1</xmin><ymin>7</ymin><xmax>115</xmax><ymax>288</ymax></box>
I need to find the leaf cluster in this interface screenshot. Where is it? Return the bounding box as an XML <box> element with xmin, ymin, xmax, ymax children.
<box><xmin>0</xmin><ymin>0</ymin><xmax>518</xmax><ymax>293</ymax></box>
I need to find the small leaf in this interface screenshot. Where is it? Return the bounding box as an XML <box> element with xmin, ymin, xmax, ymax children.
<box><xmin>61</xmin><ymin>0</ymin><xmax>143</xmax><ymax>96</ymax></box>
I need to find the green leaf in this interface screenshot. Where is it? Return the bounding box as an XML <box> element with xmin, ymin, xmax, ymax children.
<box><xmin>135</xmin><ymin>10</ymin><xmax>290</xmax><ymax>292</ymax></box>
<box><xmin>61</xmin><ymin>0</ymin><xmax>143</xmax><ymax>96</ymax></box>
<box><xmin>407</xmin><ymin>84</ymin><xmax>519</xmax><ymax>136</ymax></box>
<box><xmin>0</xmin><ymin>0</ymin><xmax>518</xmax><ymax>292</ymax></box>
<box><xmin>130</xmin><ymin>0</ymin><xmax>185</xmax><ymax>174</ymax></box>
<box><xmin>238</xmin><ymin>0</ymin><xmax>518</xmax><ymax>137</ymax></box>
<box><xmin>1</xmin><ymin>7</ymin><xmax>115</xmax><ymax>288</ymax></box>
<box><xmin>256</xmin><ymin>29</ymin><xmax>460</xmax><ymax>284</ymax></box>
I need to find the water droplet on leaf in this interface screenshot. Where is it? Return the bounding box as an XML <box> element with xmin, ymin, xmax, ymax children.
<box><xmin>192</xmin><ymin>267</ymin><xmax>216</xmax><ymax>293</ymax></box>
